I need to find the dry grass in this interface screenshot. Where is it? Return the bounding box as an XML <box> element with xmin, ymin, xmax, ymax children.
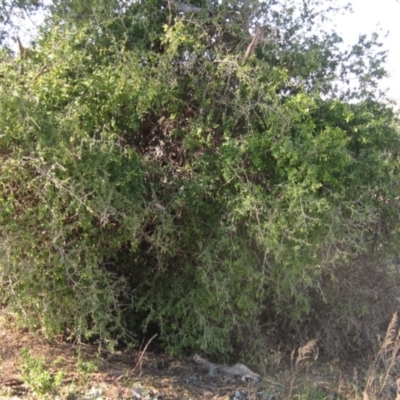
<box><xmin>3</xmin><ymin>311</ymin><xmax>400</xmax><ymax>400</ymax></box>
<box><xmin>291</xmin><ymin>339</ymin><xmax>320</xmax><ymax>372</ymax></box>
<box><xmin>256</xmin><ymin>308</ymin><xmax>400</xmax><ymax>400</ymax></box>
<box><xmin>363</xmin><ymin>311</ymin><xmax>400</xmax><ymax>399</ymax></box>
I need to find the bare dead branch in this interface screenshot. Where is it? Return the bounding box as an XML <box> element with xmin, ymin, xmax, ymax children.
<box><xmin>242</xmin><ymin>27</ymin><xmax>263</xmax><ymax>64</ymax></box>
<box><xmin>128</xmin><ymin>334</ymin><xmax>158</xmax><ymax>379</ymax></box>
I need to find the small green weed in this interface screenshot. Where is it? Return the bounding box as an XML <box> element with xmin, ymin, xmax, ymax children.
<box><xmin>76</xmin><ymin>350</ymin><xmax>98</xmax><ymax>384</ymax></box>
<box><xmin>293</xmin><ymin>386</ymin><xmax>330</xmax><ymax>400</ymax></box>
<box><xmin>19</xmin><ymin>348</ymin><xmax>64</xmax><ymax>398</ymax></box>
<box><xmin>77</xmin><ymin>351</ymin><xmax>98</xmax><ymax>374</ymax></box>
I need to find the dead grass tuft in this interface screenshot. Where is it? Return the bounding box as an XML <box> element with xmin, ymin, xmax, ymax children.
<box><xmin>291</xmin><ymin>339</ymin><xmax>319</xmax><ymax>372</ymax></box>
<box><xmin>364</xmin><ymin>311</ymin><xmax>400</xmax><ymax>399</ymax></box>
<box><xmin>310</xmin><ymin>256</ymin><xmax>400</xmax><ymax>360</ymax></box>
<box><xmin>381</xmin><ymin>311</ymin><xmax>400</xmax><ymax>359</ymax></box>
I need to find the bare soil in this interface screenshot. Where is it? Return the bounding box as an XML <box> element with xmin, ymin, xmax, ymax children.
<box><xmin>0</xmin><ymin>312</ymin><xmax>368</xmax><ymax>400</ymax></box>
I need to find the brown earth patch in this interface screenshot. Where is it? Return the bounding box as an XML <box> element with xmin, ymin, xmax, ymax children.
<box><xmin>0</xmin><ymin>309</ymin><xmax>377</xmax><ymax>400</ymax></box>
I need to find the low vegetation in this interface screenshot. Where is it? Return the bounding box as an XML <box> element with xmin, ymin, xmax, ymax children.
<box><xmin>1</xmin><ymin>312</ymin><xmax>400</xmax><ymax>399</ymax></box>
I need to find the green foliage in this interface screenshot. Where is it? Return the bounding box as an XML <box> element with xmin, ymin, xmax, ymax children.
<box><xmin>76</xmin><ymin>351</ymin><xmax>98</xmax><ymax>385</ymax></box>
<box><xmin>20</xmin><ymin>348</ymin><xmax>64</xmax><ymax>398</ymax></box>
<box><xmin>292</xmin><ymin>386</ymin><xmax>329</xmax><ymax>400</ymax></box>
<box><xmin>77</xmin><ymin>351</ymin><xmax>98</xmax><ymax>375</ymax></box>
<box><xmin>0</xmin><ymin>0</ymin><xmax>399</xmax><ymax>359</ymax></box>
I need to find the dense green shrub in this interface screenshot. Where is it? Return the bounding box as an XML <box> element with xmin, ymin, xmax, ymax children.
<box><xmin>0</xmin><ymin>0</ymin><xmax>399</xmax><ymax>359</ymax></box>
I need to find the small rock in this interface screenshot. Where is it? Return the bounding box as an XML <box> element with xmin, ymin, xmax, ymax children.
<box><xmin>233</xmin><ymin>390</ymin><xmax>248</xmax><ymax>400</ymax></box>
<box><xmin>83</xmin><ymin>386</ymin><xmax>103</xmax><ymax>400</ymax></box>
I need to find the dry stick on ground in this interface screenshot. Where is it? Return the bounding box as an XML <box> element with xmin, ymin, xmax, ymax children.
<box><xmin>127</xmin><ymin>334</ymin><xmax>158</xmax><ymax>379</ymax></box>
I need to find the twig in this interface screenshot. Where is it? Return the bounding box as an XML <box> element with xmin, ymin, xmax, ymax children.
<box><xmin>184</xmin><ymin>380</ymin><xmax>219</xmax><ymax>391</ymax></box>
<box><xmin>32</xmin><ymin>64</ymin><xmax>50</xmax><ymax>82</ymax></box>
<box><xmin>131</xmin><ymin>389</ymin><xmax>145</xmax><ymax>399</ymax></box>
<box><xmin>127</xmin><ymin>334</ymin><xmax>158</xmax><ymax>379</ymax></box>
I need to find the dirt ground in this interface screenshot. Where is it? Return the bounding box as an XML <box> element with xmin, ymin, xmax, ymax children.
<box><xmin>0</xmin><ymin>311</ymin><xmax>380</xmax><ymax>400</ymax></box>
